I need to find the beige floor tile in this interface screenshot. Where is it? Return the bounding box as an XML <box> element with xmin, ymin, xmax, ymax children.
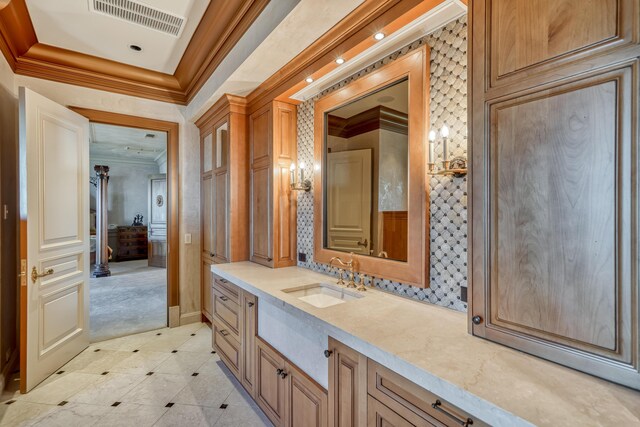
<box><xmin>178</xmin><ymin>332</ymin><xmax>214</xmax><ymax>353</ymax></box>
<box><xmin>93</xmin><ymin>330</ymin><xmax>159</xmax><ymax>351</ymax></box>
<box><xmin>94</xmin><ymin>402</ymin><xmax>168</xmax><ymax>427</ymax></box>
<box><xmin>28</xmin><ymin>402</ymin><xmax>111</xmax><ymax>427</ymax></box>
<box><xmin>0</xmin><ymin>401</ymin><xmax>56</xmax><ymax>427</ymax></box>
<box><xmin>154</xmin><ymin>351</ymin><xmax>213</xmax><ymax>376</ymax></box>
<box><xmin>214</xmin><ymin>404</ymin><xmax>271</xmax><ymax>427</ymax></box>
<box><xmin>172</xmin><ymin>374</ymin><xmax>234</xmax><ymax>408</ymax></box>
<box><xmin>68</xmin><ymin>372</ymin><xmax>147</xmax><ymax>406</ymax></box>
<box><xmin>224</xmin><ymin>386</ymin><xmax>259</xmax><ymax>409</ymax></box>
<box><xmin>138</xmin><ymin>334</ymin><xmax>193</xmax><ymax>353</ymax></box>
<box><xmin>109</xmin><ymin>351</ymin><xmax>171</xmax><ymax>375</ymax></box>
<box><xmin>62</xmin><ymin>349</ymin><xmax>134</xmax><ymax>374</ymax></box>
<box><xmin>20</xmin><ymin>373</ymin><xmax>104</xmax><ymax>405</ymax></box>
<box><xmin>196</xmin><ymin>356</ymin><xmax>226</xmax><ymax>377</ymax></box>
<box><xmin>121</xmin><ymin>373</ymin><xmax>190</xmax><ymax>406</ymax></box>
<box><xmin>154</xmin><ymin>403</ymin><xmax>223</xmax><ymax>427</ymax></box>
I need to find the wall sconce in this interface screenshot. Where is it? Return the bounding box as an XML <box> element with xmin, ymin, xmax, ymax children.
<box><xmin>428</xmin><ymin>125</ymin><xmax>467</xmax><ymax>178</ymax></box>
<box><xmin>290</xmin><ymin>162</ymin><xmax>311</xmax><ymax>192</ymax></box>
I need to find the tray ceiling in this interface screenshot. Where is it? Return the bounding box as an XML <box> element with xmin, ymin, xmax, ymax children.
<box><xmin>26</xmin><ymin>0</ymin><xmax>209</xmax><ymax>74</ymax></box>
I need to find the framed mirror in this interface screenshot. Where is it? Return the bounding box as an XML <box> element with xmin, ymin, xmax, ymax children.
<box><xmin>313</xmin><ymin>47</ymin><xmax>429</xmax><ymax>286</ymax></box>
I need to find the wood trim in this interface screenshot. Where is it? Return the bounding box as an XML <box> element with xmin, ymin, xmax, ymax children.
<box><xmin>327</xmin><ymin>106</ymin><xmax>408</xmax><ymax>138</ymax></box>
<box><xmin>248</xmin><ymin>0</ymin><xmax>445</xmax><ymax>111</ymax></box>
<box><xmin>68</xmin><ymin>108</ymin><xmax>180</xmax><ymax>309</ymax></box>
<box><xmin>0</xmin><ymin>0</ymin><xmax>267</xmax><ymax>105</ymax></box>
<box><xmin>313</xmin><ymin>47</ymin><xmax>429</xmax><ymax>286</ymax></box>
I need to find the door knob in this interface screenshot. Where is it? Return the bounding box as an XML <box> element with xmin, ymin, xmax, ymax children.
<box><xmin>31</xmin><ymin>267</ymin><xmax>54</xmax><ymax>284</ymax></box>
<box><xmin>356</xmin><ymin>239</ymin><xmax>368</xmax><ymax>247</ymax></box>
<box><xmin>247</xmin><ymin>302</ymin><xmax>254</xmax><ymax>307</ymax></box>
<box><xmin>324</xmin><ymin>350</ymin><xmax>333</xmax><ymax>358</ymax></box>
<box><xmin>472</xmin><ymin>315</ymin><xmax>483</xmax><ymax>325</ymax></box>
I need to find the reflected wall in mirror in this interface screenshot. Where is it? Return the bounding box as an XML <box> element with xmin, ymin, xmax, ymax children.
<box><xmin>313</xmin><ymin>46</ymin><xmax>428</xmax><ymax>286</ymax></box>
<box><xmin>324</xmin><ymin>79</ymin><xmax>409</xmax><ymax>262</ymax></box>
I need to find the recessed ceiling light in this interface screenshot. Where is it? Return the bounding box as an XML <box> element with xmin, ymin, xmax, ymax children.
<box><xmin>305</xmin><ymin>77</ymin><xmax>314</xmax><ymax>83</ymax></box>
<box><xmin>374</xmin><ymin>32</ymin><xmax>385</xmax><ymax>41</ymax></box>
<box><xmin>335</xmin><ymin>58</ymin><xmax>345</xmax><ymax>65</ymax></box>
<box><xmin>129</xmin><ymin>44</ymin><xmax>142</xmax><ymax>52</ymax></box>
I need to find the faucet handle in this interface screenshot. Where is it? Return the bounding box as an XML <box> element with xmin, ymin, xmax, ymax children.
<box><xmin>336</xmin><ymin>268</ymin><xmax>345</xmax><ymax>286</ymax></box>
<box><xmin>356</xmin><ymin>273</ymin><xmax>367</xmax><ymax>291</ymax></box>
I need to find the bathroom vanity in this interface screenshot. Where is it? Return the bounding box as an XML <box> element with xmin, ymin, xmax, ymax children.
<box><xmin>211</xmin><ymin>262</ymin><xmax>640</xmax><ymax>427</ymax></box>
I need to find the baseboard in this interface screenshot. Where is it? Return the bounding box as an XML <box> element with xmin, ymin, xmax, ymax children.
<box><xmin>168</xmin><ymin>305</ymin><xmax>180</xmax><ymax>328</ymax></box>
<box><xmin>0</xmin><ymin>348</ymin><xmax>18</xmax><ymax>392</ymax></box>
<box><xmin>180</xmin><ymin>310</ymin><xmax>201</xmax><ymax>326</ymax></box>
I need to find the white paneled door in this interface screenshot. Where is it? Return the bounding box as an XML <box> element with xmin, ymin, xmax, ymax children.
<box><xmin>19</xmin><ymin>87</ymin><xmax>90</xmax><ymax>392</ymax></box>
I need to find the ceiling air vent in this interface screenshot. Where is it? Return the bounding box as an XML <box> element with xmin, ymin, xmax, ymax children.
<box><xmin>90</xmin><ymin>0</ymin><xmax>185</xmax><ymax>37</ymax></box>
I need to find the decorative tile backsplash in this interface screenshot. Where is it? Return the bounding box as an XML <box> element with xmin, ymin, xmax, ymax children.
<box><xmin>296</xmin><ymin>17</ymin><xmax>468</xmax><ymax>312</ymax></box>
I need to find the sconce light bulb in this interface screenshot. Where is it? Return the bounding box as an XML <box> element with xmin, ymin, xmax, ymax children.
<box><xmin>305</xmin><ymin>77</ymin><xmax>314</xmax><ymax>83</ymax></box>
<box><xmin>290</xmin><ymin>163</ymin><xmax>296</xmax><ymax>171</ymax></box>
<box><xmin>335</xmin><ymin>58</ymin><xmax>345</xmax><ymax>65</ymax></box>
<box><xmin>299</xmin><ymin>161</ymin><xmax>306</xmax><ymax>170</ymax></box>
<box><xmin>428</xmin><ymin>130</ymin><xmax>436</xmax><ymax>142</ymax></box>
<box><xmin>441</xmin><ymin>125</ymin><xmax>450</xmax><ymax>138</ymax></box>
<box><xmin>374</xmin><ymin>32</ymin><xmax>385</xmax><ymax>41</ymax></box>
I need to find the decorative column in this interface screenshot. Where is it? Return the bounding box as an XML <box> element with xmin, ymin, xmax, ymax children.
<box><xmin>92</xmin><ymin>165</ymin><xmax>111</xmax><ymax>278</ymax></box>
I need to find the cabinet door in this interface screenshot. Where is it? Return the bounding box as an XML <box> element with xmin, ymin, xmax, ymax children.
<box><xmin>250</xmin><ymin>163</ymin><xmax>273</xmax><ymax>266</ymax></box>
<box><xmin>367</xmin><ymin>396</ymin><xmax>427</xmax><ymax>427</ymax></box>
<box><xmin>256</xmin><ymin>338</ymin><xmax>286</xmax><ymax>426</ymax></box>
<box><xmin>201</xmin><ymin>259</ymin><xmax>213</xmax><ymax>322</ymax></box>
<box><xmin>327</xmin><ymin>337</ymin><xmax>367</xmax><ymax>427</ymax></box>
<box><xmin>201</xmin><ymin>174</ymin><xmax>214</xmax><ymax>258</ymax></box>
<box><xmin>286</xmin><ymin>362</ymin><xmax>328</xmax><ymax>427</ymax></box>
<box><xmin>241</xmin><ymin>291</ymin><xmax>257</xmax><ymax>395</ymax></box>
<box><xmin>213</xmin><ymin>170</ymin><xmax>228</xmax><ymax>263</ymax></box>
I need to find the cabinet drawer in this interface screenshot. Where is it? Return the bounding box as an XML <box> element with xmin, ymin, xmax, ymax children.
<box><xmin>368</xmin><ymin>360</ymin><xmax>484</xmax><ymax>427</ymax></box>
<box><xmin>213</xmin><ymin>320</ymin><xmax>240</xmax><ymax>378</ymax></box>
<box><xmin>212</xmin><ymin>289</ymin><xmax>240</xmax><ymax>340</ymax></box>
<box><xmin>368</xmin><ymin>395</ymin><xmax>430</xmax><ymax>427</ymax></box>
<box><xmin>213</xmin><ymin>274</ymin><xmax>240</xmax><ymax>303</ymax></box>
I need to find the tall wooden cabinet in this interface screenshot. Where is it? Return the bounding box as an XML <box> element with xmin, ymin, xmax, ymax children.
<box><xmin>249</xmin><ymin>100</ymin><xmax>298</xmax><ymax>268</ymax></box>
<box><xmin>197</xmin><ymin>95</ymin><xmax>250</xmax><ymax>321</ymax></box>
<box><xmin>469</xmin><ymin>0</ymin><xmax>640</xmax><ymax>390</ymax></box>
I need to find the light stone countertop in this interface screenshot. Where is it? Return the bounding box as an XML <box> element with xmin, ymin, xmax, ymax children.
<box><xmin>211</xmin><ymin>262</ymin><xmax>640</xmax><ymax>427</ymax></box>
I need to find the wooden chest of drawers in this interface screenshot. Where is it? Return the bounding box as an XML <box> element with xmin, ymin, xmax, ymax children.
<box><xmin>113</xmin><ymin>226</ymin><xmax>148</xmax><ymax>261</ymax></box>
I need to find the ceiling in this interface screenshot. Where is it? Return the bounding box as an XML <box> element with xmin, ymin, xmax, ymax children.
<box><xmin>90</xmin><ymin>122</ymin><xmax>167</xmax><ymax>163</ymax></box>
<box><xmin>329</xmin><ymin>79</ymin><xmax>409</xmax><ymax>118</ymax></box>
<box><xmin>26</xmin><ymin>0</ymin><xmax>209</xmax><ymax>74</ymax></box>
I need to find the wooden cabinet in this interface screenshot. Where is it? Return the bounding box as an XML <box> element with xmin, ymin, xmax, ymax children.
<box><xmin>327</xmin><ymin>337</ymin><xmax>367</xmax><ymax>427</ymax></box>
<box><xmin>256</xmin><ymin>337</ymin><xmax>328</xmax><ymax>427</ymax></box>
<box><xmin>113</xmin><ymin>226</ymin><xmax>148</xmax><ymax>261</ymax></box>
<box><xmin>241</xmin><ymin>290</ymin><xmax>257</xmax><ymax>395</ymax></box>
<box><xmin>249</xmin><ymin>100</ymin><xmax>297</xmax><ymax>268</ymax></box>
<box><xmin>367</xmin><ymin>396</ymin><xmax>421</xmax><ymax>427</ymax></box>
<box><xmin>197</xmin><ymin>95</ymin><xmax>249</xmax><ymax>320</ymax></box>
<box><xmin>256</xmin><ymin>337</ymin><xmax>287</xmax><ymax>426</ymax></box>
<box><xmin>469</xmin><ymin>0</ymin><xmax>640</xmax><ymax>390</ymax></box>
<box><xmin>201</xmin><ymin>259</ymin><xmax>214</xmax><ymax>322</ymax></box>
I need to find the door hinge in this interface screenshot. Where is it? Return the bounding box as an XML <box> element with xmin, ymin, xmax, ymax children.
<box><xmin>19</xmin><ymin>259</ymin><xmax>27</xmax><ymax>287</ymax></box>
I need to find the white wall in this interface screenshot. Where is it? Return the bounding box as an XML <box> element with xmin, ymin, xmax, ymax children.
<box><xmin>89</xmin><ymin>159</ymin><xmax>160</xmax><ymax>227</ymax></box>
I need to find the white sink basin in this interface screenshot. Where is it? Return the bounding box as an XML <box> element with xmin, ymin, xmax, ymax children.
<box><xmin>281</xmin><ymin>283</ymin><xmax>364</xmax><ymax>308</ymax></box>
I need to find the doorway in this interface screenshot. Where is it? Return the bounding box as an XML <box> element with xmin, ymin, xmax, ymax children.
<box><xmin>88</xmin><ymin>123</ymin><xmax>168</xmax><ymax>342</ymax></box>
<box><xmin>70</xmin><ymin>108</ymin><xmax>181</xmax><ymax>337</ymax></box>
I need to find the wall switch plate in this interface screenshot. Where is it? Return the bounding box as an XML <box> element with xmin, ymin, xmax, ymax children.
<box><xmin>184</xmin><ymin>233</ymin><xmax>192</xmax><ymax>244</ymax></box>
<box><xmin>298</xmin><ymin>252</ymin><xmax>306</xmax><ymax>262</ymax></box>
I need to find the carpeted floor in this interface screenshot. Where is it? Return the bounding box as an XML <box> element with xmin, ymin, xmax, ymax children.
<box><xmin>90</xmin><ymin>260</ymin><xmax>167</xmax><ymax>342</ymax></box>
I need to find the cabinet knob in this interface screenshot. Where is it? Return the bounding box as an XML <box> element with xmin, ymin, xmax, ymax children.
<box><xmin>248</xmin><ymin>302</ymin><xmax>255</xmax><ymax>307</ymax></box>
<box><xmin>472</xmin><ymin>315</ymin><xmax>483</xmax><ymax>325</ymax></box>
<box><xmin>276</xmin><ymin>368</ymin><xmax>283</xmax><ymax>375</ymax></box>
<box><xmin>279</xmin><ymin>371</ymin><xmax>288</xmax><ymax>379</ymax></box>
<box><xmin>323</xmin><ymin>350</ymin><xmax>333</xmax><ymax>358</ymax></box>
<box><xmin>266</xmin><ymin>257</ymin><xmax>273</xmax><ymax>262</ymax></box>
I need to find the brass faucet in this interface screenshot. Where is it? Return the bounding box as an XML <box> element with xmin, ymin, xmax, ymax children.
<box><xmin>329</xmin><ymin>252</ymin><xmax>357</xmax><ymax>289</ymax></box>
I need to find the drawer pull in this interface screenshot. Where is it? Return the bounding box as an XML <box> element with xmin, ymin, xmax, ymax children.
<box><xmin>219</xmin><ymin>295</ymin><xmax>229</xmax><ymax>302</ymax></box>
<box><xmin>247</xmin><ymin>302</ymin><xmax>255</xmax><ymax>307</ymax></box>
<box><xmin>431</xmin><ymin>400</ymin><xmax>473</xmax><ymax>426</ymax></box>
<box><xmin>220</xmin><ymin>329</ymin><xmax>229</xmax><ymax>337</ymax></box>
<box><xmin>220</xmin><ymin>278</ymin><xmax>227</xmax><ymax>283</ymax></box>
<box><xmin>323</xmin><ymin>350</ymin><xmax>333</xmax><ymax>358</ymax></box>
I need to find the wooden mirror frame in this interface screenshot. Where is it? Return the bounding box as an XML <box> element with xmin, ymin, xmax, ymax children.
<box><xmin>313</xmin><ymin>46</ymin><xmax>429</xmax><ymax>286</ymax></box>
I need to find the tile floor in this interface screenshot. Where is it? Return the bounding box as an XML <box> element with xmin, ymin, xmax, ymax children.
<box><xmin>0</xmin><ymin>323</ymin><xmax>271</xmax><ymax>427</ymax></box>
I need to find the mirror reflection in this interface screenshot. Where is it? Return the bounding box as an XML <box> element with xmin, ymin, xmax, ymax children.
<box><xmin>323</xmin><ymin>79</ymin><xmax>409</xmax><ymax>262</ymax></box>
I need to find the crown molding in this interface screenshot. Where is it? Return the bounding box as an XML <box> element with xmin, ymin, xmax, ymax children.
<box><xmin>0</xmin><ymin>0</ymin><xmax>269</xmax><ymax>105</ymax></box>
